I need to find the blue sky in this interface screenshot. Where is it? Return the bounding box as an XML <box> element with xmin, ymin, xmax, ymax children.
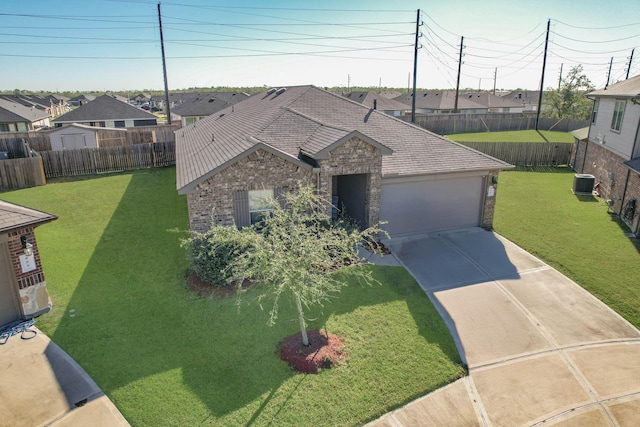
<box><xmin>1</xmin><ymin>0</ymin><xmax>639</xmax><ymax>92</ymax></box>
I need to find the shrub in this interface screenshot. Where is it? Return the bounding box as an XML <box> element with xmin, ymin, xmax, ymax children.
<box><xmin>183</xmin><ymin>225</ymin><xmax>257</xmax><ymax>287</ymax></box>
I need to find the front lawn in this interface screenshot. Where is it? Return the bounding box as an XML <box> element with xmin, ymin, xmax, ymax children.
<box><xmin>2</xmin><ymin>167</ymin><xmax>464</xmax><ymax>426</ymax></box>
<box><xmin>446</xmin><ymin>129</ymin><xmax>574</xmax><ymax>143</ymax></box>
<box><xmin>494</xmin><ymin>168</ymin><xmax>640</xmax><ymax>328</ymax></box>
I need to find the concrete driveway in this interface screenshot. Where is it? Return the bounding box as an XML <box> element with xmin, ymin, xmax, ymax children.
<box><xmin>0</xmin><ymin>327</ymin><xmax>129</xmax><ymax>427</ymax></box>
<box><xmin>368</xmin><ymin>228</ymin><xmax>640</xmax><ymax>426</ymax></box>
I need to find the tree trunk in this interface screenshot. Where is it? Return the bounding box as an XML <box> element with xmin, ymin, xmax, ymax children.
<box><xmin>295</xmin><ymin>295</ymin><xmax>309</xmax><ymax>346</ymax></box>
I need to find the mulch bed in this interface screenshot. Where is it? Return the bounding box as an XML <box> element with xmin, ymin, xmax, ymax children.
<box><xmin>277</xmin><ymin>330</ymin><xmax>347</xmax><ymax>374</ymax></box>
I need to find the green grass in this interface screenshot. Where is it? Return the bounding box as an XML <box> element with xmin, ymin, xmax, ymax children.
<box><xmin>446</xmin><ymin>129</ymin><xmax>575</xmax><ymax>143</ymax></box>
<box><xmin>1</xmin><ymin>167</ymin><xmax>464</xmax><ymax>426</ymax></box>
<box><xmin>494</xmin><ymin>168</ymin><xmax>640</xmax><ymax>328</ymax></box>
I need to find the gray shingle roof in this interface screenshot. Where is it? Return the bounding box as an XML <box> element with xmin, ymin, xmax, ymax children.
<box><xmin>340</xmin><ymin>92</ymin><xmax>409</xmax><ymax>111</ymax></box>
<box><xmin>0</xmin><ymin>98</ymin><xmax>50</xmax><ymax>123</ymax></box>
<box><xmin>624</xmin><ymin>157</ymin><xmax>640</xmax><ymax>174</ymax></box>
<box><xmin>0</xmin><ymin>200</ymin><xmax>57</xmax><ymax>233</ymax></box>
<box><xmin>54</xmin><ymin>94</ymin><xmax>157</xmax><ymax>123</ymax></box>
<box><xmin>393</xmin><ymin>91</ymin><xmax>485</xmax><ymax>110</ymax></box>
<box><xmin>176</xmin><ymin>86</ymin><xmax>511</xmax><ymax>193</ymax></box>
<box><xmin>171</xmin><ymin>92</ymin><xmax>250</xmax><ymax>118</ymax></box>
<box><xmin>588</xmin><ymin>74</ymin><xmax>640</xmax><ymax>98</ymax></box>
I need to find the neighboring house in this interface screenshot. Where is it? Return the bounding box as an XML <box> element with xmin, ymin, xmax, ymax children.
<box><xmin>501</xmin><ymin>90</ymin><xmax>541</xmax><ymax>113</ymax></box>
<box><xmin>461</xmin><ymin>92</ymin><xmax>524</xmax><ymax>113</ymax></box>
<box><xmin>0</xmin><ymin>201</ymin><xmax>57</xmax><ymax>327</ymax></box>
<box><xmin>53</xmin><ymin>94</ymin><xmax>158</xmax><ymax>128</ymax></box>
<box><xmin>573</xmin><ymin>74</ymin><xmax>640</xmax><ymax>235</ymax></box>
<box><xmin>48</xmin><ymin>123</ymin><xmax>128</xmax><ymax>150</ymax></box>
<box><xmin>1</xmin><ymin>93</ymin><xmax>68</xmax><ymax>118</ymax></box>
<box><xmin>393</xmin><ymin>91</ymin><xmax>522</xmax><ymax>115</ymax></box>
<box><xmin>170</xmin><ymin>92</ymin><xmax>250</xmax><ymax>127</ymax></box>
<box><xmin>340</xmin><ymin>92</ymin><xmax>409</xmax><ymax>117</ymax></box>
<box><xmin>0</xmin><ymin>98</ymin><xmax>51</xmax><ymax>131</ymax></box>
<box><xmin>67</xmin><ymin>94</ymin><xmax>96</xmax><ymax>107</ymax></box>
<box><xmin>176</xmin><ymin>85</ymin><xmax>511</xmax><ymax>237</ymax></box>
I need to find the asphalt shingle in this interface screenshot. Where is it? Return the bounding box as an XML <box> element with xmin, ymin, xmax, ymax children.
<box><xmin>176</xmin><ymin>85</ymin><xmax>511</xmax><ymax>193</ymax></box>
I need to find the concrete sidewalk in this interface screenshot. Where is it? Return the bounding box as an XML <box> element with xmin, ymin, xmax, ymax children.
<box><xmin>0</xmin><ymin>327</ymin><xmax>129</xmax><ymax>427</ymax></box>
<box><xmin>367</xmin><ymin>228</ymin><xmax>640</xmax><ymax>426</ymax></box>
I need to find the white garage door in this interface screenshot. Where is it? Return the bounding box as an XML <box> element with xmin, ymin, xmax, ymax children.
<box><xmin>380</xmin><ymin>174</ymin><xmax>485</xmax><ymax>237</ymax></box>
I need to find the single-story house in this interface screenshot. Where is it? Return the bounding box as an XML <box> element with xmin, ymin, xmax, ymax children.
<box><xmin>53</xmin><ymin>94</ymin><xmax>158</xmax><ymax>128</ymax></box>
<box><xmin>48</xmin><ymin>123</ymin><xmax>128</xmax><ymax>150</ymax></box>
<box><xmin>67</xmin><ymin>94</ymin><xmax>95</xmax><ymax>107</ymax></box>
<box><xmin>574</xmin><ymin>74</ymin><xmax>640</xmax><ymax>235</ymax></box>
<box><xmin>393</xmin><ymin>91</ymin><xmax>522</xmax><ymax>115</ymax></box>
<box><xmin>340</xmin><ymin>92</ymin><xmax>409</xmax><ymax>117</ymax></box>
<box><xmin>176</xmin><ymin>85</ymin><xmax>512</xmax><ymax>237</ymax></box>
<box><xmin>501</xmin><ymin>90</ymin><xmax>541</xmax><ymax>113</ymax></box>
<box><xmin>0</xmin><ymin>98</ymin><xmax>51</xmax><ymax>132</ymax></box>
<box><xmin>170</xmin><ymin>92</ymin><xmax>250</xmax><ymax>127</ymax></box>
<box><xmin>0</xmin><ymin>200</ymin><xmax>57</xmax><ymax>328</ymax></box>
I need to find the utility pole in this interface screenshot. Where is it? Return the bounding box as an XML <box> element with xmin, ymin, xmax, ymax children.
<box><xmin>157</xmin><ymin>3</ymin><xmax>171</xmax><ymax>125</ymax></box>
<box><xmin>493</xmin><ymin>67</ymin><xmax>497</xmax><ymax>95</ymax></box>
<box><xmin>605</xmin><ymin>57</ymin><xmax>613</xmax><ymax>88</ymax></box>
<box><xmin>454</xmin><ymin>35</ymin><xmax>464</xmax><ymax>114</ymax></box>
<box><xmin>535</xmin><ymin>19</ymin><xmax>550</xmax><ymax>132</ymax></box>
<box><xmin>411</xmin><ymin>9</ymin><xmax>420</xmax><ymax>123</ymax></box>
<box><xmin>558</xmin><ymin>63</ymin><xmax>563</xmax><ymax>89</ymax></box>
<box><xmin>626</xmin><ymin>48</ymin><xmax>635</xmax><ymax>80</ymax></box>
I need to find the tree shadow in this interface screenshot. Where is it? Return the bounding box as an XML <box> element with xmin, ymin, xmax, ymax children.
<box><xmin>46</xmin><ymin>168</ymin><xmax>463</xmax><ymax>423</ymax></box>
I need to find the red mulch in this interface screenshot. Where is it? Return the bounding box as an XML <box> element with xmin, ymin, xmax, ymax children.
<box><xmin>186</xmin><ymin>270</ymin><xmax>251</xmax><ymax>298</ymax></box>
<box><xmin>277</xmin><ymin>330</ymin><xmax>347</xmax><ymax>374</ymax></box>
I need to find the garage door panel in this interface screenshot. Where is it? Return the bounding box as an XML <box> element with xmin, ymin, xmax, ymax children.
<box><xmin>380</xmin><ymin>176</ymin><xmax>483</xmax><ymax>236</ymax></box>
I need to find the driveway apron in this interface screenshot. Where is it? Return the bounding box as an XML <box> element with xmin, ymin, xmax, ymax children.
<box><xmin>369</xmin><ymin>227</ymin><xmax>640</xmax><ymax>427</ymax></box>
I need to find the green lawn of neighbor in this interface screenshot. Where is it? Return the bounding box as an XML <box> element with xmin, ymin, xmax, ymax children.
<box><xmin>447</xmin><ymin>129</ymin><xmax>575</xmax><ymax>143</ymax></box>
<box><xmin>494</xmin><ymin>168</ymin><xmax>640</xmax><ymax>328</ymax></box>
<box><xmin>1</xmin><ymin>167</ymin><xmax>464</xmax><ymax>426</ymax></box>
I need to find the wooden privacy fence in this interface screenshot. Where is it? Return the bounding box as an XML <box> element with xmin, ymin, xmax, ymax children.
<box><xmin>39</xmin><ymin>141</ymin><xmax>175</xmax><ymax>178</ymax></box>
<box><xmin>458</xmin><ymin>141</ymin><xmax>573</xmax><ymax>166</ymax></box>
<box><xmin>410</xmin><ymin>114</ymin><xmax>589</xmax><ymax>135</ymax></box>
<box><xmin>0</xmin><ymin>156</ymin><xmax>46</xmax><ymax>191</ymax></box>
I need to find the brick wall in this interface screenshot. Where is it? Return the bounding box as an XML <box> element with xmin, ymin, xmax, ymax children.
<box><xmin>481</xmin><ymin>171</ymin><xmax>501</xmax><ymax>229</ymax></box>
<box><xmin>187</xmin><ymin>149</ymin><xmax>314</xmax><ymax>233</ymax></box>
<box><xmin>317</xmin><ymin>137</ymin><xmax>383</xmax><ymax>227</ymax></box>
<box><xmin>4</xmin><ymin>226</ymin><xmax>51</xmax><ymax>318</ymax></box>
<box><xmin>576</xmin><ymin>139</ymin><xmax>640</xmax><ymax>233</ymax></box>
<box><xmin>187</xmin><ymin>137</ymin><xmax>385</xmax><ymax>233</ymax></box>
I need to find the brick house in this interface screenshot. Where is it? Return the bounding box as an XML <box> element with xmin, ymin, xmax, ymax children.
<box><xmin>0</xmin><ymin>201</ymin><xmax>57</xmax><ymax>328</ymax></box>
<box><xmin>176</xmin><ymin>86</ymin><xmax>511</xmax><ymax>237</ymax></box>
<box><xmin>573</xmin><ymin>74</ymin><xmax>640</xmax><ymax>235</ymax></box>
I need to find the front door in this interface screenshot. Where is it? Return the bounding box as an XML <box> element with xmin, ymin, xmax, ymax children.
<box><xmin>0</xmin><ymin>241</ymin><xmax>21</xmax><ymax>327</ymax></box>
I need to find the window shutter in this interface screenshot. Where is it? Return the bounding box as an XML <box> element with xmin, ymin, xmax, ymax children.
<box><xmin>233</xmin><ymin>190</ymin><xmax>250</xmax><ymax>229</ymax></box>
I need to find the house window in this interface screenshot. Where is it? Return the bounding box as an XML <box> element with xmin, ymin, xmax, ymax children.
<box><xmin>611</xmin><ymin>100</ymin><xmax>625</xmax><ymax>132</ymax></box>
<box><xmin>591</xmin><ymin>99</ymin><xmax>599</xmax><ymax>124</ymax></box>
<box><xmin>249</xmin><ymin>189</ymin><xmax>274</xmax><ymax>224</ymax></box>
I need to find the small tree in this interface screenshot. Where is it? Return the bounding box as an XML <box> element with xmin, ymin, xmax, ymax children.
<box><xmin>232</xmin><ymin>185</ymin><xmax>382</xmax><ymax>347</ymax></box>
<box><xmin>542</xmin><ymin>65</ymin><xmax>594</xmax><ymax>120</ymax></box>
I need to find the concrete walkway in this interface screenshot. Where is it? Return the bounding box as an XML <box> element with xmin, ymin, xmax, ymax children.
<box><xmin>0</xmin><ymin>327</ymin><xmax>129</xmax><ymax>427</ymax></box>
<box><xmin>366</xmin><ymin>228</ymin><xmax>640</xmax><ymax>426</ymax></box>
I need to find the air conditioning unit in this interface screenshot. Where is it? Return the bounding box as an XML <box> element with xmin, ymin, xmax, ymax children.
<box><xmin>573</xmin><ymin>174</ymin><xmax>595</xmax><ymax>195</ymax></box>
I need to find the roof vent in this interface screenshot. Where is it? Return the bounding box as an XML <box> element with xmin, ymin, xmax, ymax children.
<box><xmin>267</xmin><ymin>88</ymin><xmax>277</xmax><ymax>95</ymax></box>
<box><xmin>211</xmin><ymin>133</ymin><xmax>215</xmax><ymax>142</ymax></box>
<box><xmin>208</xmin><ymin>98</ymin><xmax>215</xmax><ymax>102</ymax></box>
<box><xmin>423</xmin><ymin>93</ymin><xmax>427</xmax><ymax>97</ymax></box>
<box><xmin>275</xmin><ymin>88</ymin><xmax>286</xmax><ymax>95</ymax></box>
<box><xmin>359</xmin><ymin>93</ymin><xmax>364</xmax><ymax>98</ymax></box>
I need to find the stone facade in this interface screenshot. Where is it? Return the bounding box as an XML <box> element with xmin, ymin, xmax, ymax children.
<box><xmin>186</xmin><ymin>137</ymin><xmax>385</xmax><ymax>233</ymax></box>
<box><xmin>481</xmin><ymin>171</ymin><xmax>500</xmax><ymax>229</ymax></box>
<box><xmin>187</xmin><ymin>149</ymin><xmax>314</xmax><ymax>233</ymax></box>
<box><xmin>4</xmin><ymin>226</ymin><xmax>52</xmax><ymax>319</ymax></box>
<box><xmin>316</xmin><ymin>137</ymin><xmax>383</xmax><ymax>227</ymax></box>
<box><xmin>573</xmin><ymin>139</ymin><xmax>640</xmax><ymax>234</ymax></box>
